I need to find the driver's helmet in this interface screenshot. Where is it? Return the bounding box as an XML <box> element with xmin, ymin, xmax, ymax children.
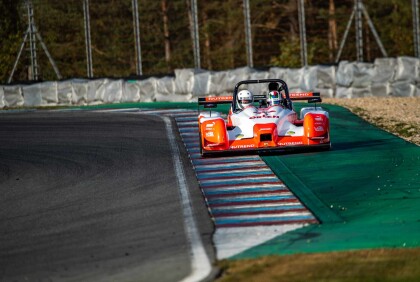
<box><xmin>237</xmin><ymin>90</ymin><xmax>254</xmax><ymax>109</ymax></box>
<box><xmin>267</xmin><ymin>90</ymin><xmax>281</xmax><ymax>106</ymax></box>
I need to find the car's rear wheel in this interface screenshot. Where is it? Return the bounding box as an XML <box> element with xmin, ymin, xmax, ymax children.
<box><xmin>198</xmin><ymin>127</ymin><xmax>204</xmax><ymax>157</ymax></box>
<box><xmin>199</xmin><ymin>132</ymin><xmax>213</xmax><ymax>157</ymax></box>
<box><xmin>318</xmin><ymin>142</ymin><xmax>332</xmax><ymax>151</ymax></box>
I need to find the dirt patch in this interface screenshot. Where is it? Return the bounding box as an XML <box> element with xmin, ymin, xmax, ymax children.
<box><xmin>324</xmin><ymin>97</ymin><xmax>420</xmax><ymax>145</ymax></box>
<box><xmin>216</xmin><ymin>248</ymin><xmax>420</xmax><ymax>282</ymax></box>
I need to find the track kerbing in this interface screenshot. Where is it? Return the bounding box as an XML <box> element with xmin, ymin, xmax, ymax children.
<box><xmin>105</xmin><ymin>108</ymin><xmax>319</xmax><ymax>259</ymax></box>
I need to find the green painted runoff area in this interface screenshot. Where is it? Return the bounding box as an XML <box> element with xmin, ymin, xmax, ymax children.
<box><xmin>235</xmin><ymin>104</ymin><xmax>420</xmax><ymax>258</ymax></box>
<box><xmin>72</xmin><ymin>102</ymin><xmax>200</xmax><ymax>111</ymax></box>
<box><xmin>73</xmin><ymin>102</ymin><xmax>420</xmax><ymax>257</ymax></box>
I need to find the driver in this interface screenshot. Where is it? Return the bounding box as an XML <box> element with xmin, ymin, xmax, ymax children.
<box><xmin>267</xmin><ymin>90</ymin><xmax>281</xmax><ymax>107</ymax></box>
<box><xmin>237</xmin><ymin>89</ymin><xmax>254</xmax><ymax>110</ymax></box>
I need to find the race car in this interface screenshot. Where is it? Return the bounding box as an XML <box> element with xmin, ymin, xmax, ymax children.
<box><xmin>197</xmin><ymin>79</ymin><xmax>331</xmax><ymax>157</ymax></box>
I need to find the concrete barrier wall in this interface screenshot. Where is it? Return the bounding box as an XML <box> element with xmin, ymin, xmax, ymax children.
<box><xmin>1</xmin><ymin>56</ymin><xmax>419</xmax><ymax>108</ymax></box>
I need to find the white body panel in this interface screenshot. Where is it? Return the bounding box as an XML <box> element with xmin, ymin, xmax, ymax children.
<box><xmin>229</xmin><ymin>106</ymin><xmax>305</xmax><ymax>140</ymax></box>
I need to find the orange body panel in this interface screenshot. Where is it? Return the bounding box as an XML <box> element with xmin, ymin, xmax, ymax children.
<box><xmin>253</xmin><ymin>123</ymin><xmax>277</xmax><ymax>148</ymax></box>
<box><xmin>200</xmin><ymin>118</ymin><xmax>229</xmax><ymax>151</ymax></box>
<box><xmin>303</xmin><ymin>113</ymin><xmax>330</xmax><ymax>145</ymax></box>
<box><xmin>226</xmin><ymin>123</ymin><xmax>278</xmax><ymax>149</ymax></box>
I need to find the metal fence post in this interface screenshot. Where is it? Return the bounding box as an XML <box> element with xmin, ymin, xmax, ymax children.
<box><xmin>336</xmin><ymin>6</ymin><xmax>355</xmax><ymax>63</ymax></box>
<box><xmin>83</xmin><ymin>0</ymin><xmax>93</xmax><ymax>78</ymax></box>
<box><xmin>8</xmin><ymin>29</ymin><xmax>29</xmax><ymax>83</ymax></box>
<box><xmin>243</xmin><ymin>0</ymin><xmax>253</xmax><ymax>68</ymax></box>
<box><xmin>413</xmin><ymin>0</ymin><xmax>420</xmax><ymax>57</ymax></box>
<box><xmin>27</xmin><ymin>0</ymin><xmax>39</xmax><ymax>80</ymax></box>
<box><xmin>361</xmin><ymin>3</ymin><xmax>387</xmax><ymax>57</ymax></box>
<box><xmin>132</xmin><ymin>0</ymin><xmax>142</xmax><ymax>75</ymax></box>
<box><xmin>355</xmin><ymin>0</ymin><xmax>363</xmax><ymax>62</ymax></box>
<box><xmin>191</xmin><ymin>0</ymin><xmax>201</xmax><ymax>69</ymax></box>
<box><xmin>297</xmin><ymin>0</ymin><xmax>308</xmax><ymax>67</ymax></box>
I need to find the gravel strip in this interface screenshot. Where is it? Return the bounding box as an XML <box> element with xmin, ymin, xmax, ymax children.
<box><xmin>324</xmin><ymin>97</ymin><xmax>420</xmax><ymax>146</ymax></box>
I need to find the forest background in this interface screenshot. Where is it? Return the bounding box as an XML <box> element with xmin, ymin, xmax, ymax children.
<box><xmin>0</xmin><ymin>0</ymin><xmax>416</xmax><ymax>83</ymax></box>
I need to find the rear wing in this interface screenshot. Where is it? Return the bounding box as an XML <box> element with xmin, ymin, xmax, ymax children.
<box><xmin>198</xmin><ymin>96</ymin><xmax>233</xmax><ymax>109</ymax></box>
<box><xmin>198</xmin><ymin>94</ymin><xmax>267</xmax><ymax>107</ymax></box>
<box><xmin>198</xmin><ymin>96</ymin><xmax>232</xmax><ymax>105</ymax></box>
<box><xmin>287</xmin><ymin>92</ymin><xmax>322</xmax><ymax>103</ymax></box>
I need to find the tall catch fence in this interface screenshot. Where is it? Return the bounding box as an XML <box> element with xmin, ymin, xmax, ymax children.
<box><xmin>2</xmin><ymin>0</ymin><xmax>420</xmax><ymax>83</ymax></box>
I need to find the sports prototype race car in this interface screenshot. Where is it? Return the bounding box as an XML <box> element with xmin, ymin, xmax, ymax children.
<box><xmin>197</xmin><ymin>79</ymin><xmax>331</xmax><ymax>156</ymax></box>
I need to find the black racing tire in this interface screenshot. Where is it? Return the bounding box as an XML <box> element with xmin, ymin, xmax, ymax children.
<box><xmin>199</xmin><ymin>131</ymin><xmax>212</xmax><ymax>158</ymax></box>
<box><xmin>323</xmin><ymin>143</ymin><xmax>332</xmax><ymax>151</ymax></box>
<box><xmin>318</xmin><ymin>142</ymin><xmax>332</xmax><ymax>151</ymax></box>
<box><xmin>198</xmin><ymin>126</ymin><xmax>204</xmax><ymax>157</ymax></box>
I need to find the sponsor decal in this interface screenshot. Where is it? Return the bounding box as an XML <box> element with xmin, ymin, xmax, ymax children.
<box><xmin>249</xmin><ymin>115</ymin><xmax>266</xmax><ymax>119</ymax></box>
<box><xmin>206</xmin><ymin>96</ymin><xmax>232</xmax><ymax>102</ymax></box>
<box><xmin>249</xmin><ymin>115</ymin><xmax>279</xmax><ymax>119</ymax></box>
<box><xmin>286</xmin><ymin>131</ymin><xmax>295</xmax><ymax>135</ymax></box>
<box><xmin>315</xmin><ymin>126</ymin><xmax>324</xmax><ymax>132</ymax></box>
<box><xmin>230</xmin><ymin>144</ymin><xmax>255</xmax><ymax>149</ymax></box>
<box><xmin>290</xmin><ymin>92</ymin><xmax>313</xmax><ymax>98</ymax></box>
<box><xmin>205</xmin><ymin>131</ymin><xmax>214</xmax><ymax>137</ymax></box>
<box><xmin>205</xmin><ymin>122</ymin><xmax>214</xmax><ymax>128</ymax></box>
<box><xmin>235</xmin><ymin>134</ymin><xmax>244</xmax><ymax>139</ymax></box>
<box><xmin>315</xmin><ymin>116</ymin><xmax>323</xmax><ymax>121</ymax></box>
<box><xmin>278</xmin><ymin>141</ymin><xmax>303</xmax><ymax>146</ymax></box>
<box><xmin>260</xmin><ymin>128</ymin><xmax>272</xmax><ymax>131</ymax></box>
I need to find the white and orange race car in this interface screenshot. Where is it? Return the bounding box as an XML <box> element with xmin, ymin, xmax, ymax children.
<box><xmin>197</xmin><ymin>79</ymin><xmax>331</xmax><ymax>156</ymax></box>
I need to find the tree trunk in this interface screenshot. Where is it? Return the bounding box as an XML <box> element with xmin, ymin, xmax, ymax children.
<box><xmin>365</xmin><ymin>20</ymin><xmax>371</xmax><ymax>62</ymax></box>
<box><xmin>288</xmin><ymin>0</ymin><xmax>298</xmax><ymax>41</ymax></box>
<box><xmin>185</xmin><ymin>0</ymin><xmax>195</xmax><ymax>59</ymax></box>
<box><xmin>328</xmin><ymin>0</ymin><xmax>338</xmax><ymax>62</ymax></box>
<box><xmin>227</xmin><ymin>0</ymin><xmax>235</xmax><ymax>68</ymax></box>
<box><xmin>161</xmin><ymin>0</ymin><xmax>171</xmax><ymax>65</ymax></box>
<box><xmin>202</xmin><ymin>8</ymin><xmax>212</xmax><ymax>70</ymax></box>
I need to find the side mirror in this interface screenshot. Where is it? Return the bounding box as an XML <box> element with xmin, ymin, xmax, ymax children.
<box><xmin>308</xmin><ymin>97</ymin><xmax>322</xmax><ymax>103</ymax></box>
<box><xmin>204</xmin><ymin>103</ymin><xmax>217</xmax><ymax>108</ymax></box>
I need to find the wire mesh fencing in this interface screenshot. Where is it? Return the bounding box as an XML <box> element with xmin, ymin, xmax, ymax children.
<box><xmin>1</xmin><ymin>0</ymin><xmax>419</xmax><ymax>83</ymax></box>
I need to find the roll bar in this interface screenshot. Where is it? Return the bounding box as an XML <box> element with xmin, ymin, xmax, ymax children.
<box><xmin>232</xmin><ymin>79</ymin><xmax>292</xmax><ymax>112</ymax></box>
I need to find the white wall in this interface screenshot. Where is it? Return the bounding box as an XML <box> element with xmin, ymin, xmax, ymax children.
<box><xmin>1</xmin><ymin>56</ymin><xmax>419</xmax><ymax>108</ymax></box>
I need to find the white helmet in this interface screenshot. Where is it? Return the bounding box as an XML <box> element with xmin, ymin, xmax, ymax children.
<box><xmin>268</xmin><ymin>90</ymin><xmax>281</xmax><ymax>106</ymax></box>
<box><xmin>237</xmin><ymin>90</ymin><xmax>253</xmax><ymax>109</ymax></box>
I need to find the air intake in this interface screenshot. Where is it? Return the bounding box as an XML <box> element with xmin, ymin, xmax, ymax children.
<box><xmin>260</xmin><ymin>134</ymin><xmax>272</xmax><ymax>141</ymax></box>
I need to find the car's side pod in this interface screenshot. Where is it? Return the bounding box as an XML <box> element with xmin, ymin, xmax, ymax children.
<box><xmin>197</xmin><ymin>96</ymin><xmax>232</xmax><ymax>156</ymax></box>
<box><xmin>303</xmin><ymin>112</ymin><xmax>330</xmax><ymax>145</ymax></box>
<box><xmin>199</xmin><ymin>117</ymin><xmax>228</xmax><ymax>151</ymax></box>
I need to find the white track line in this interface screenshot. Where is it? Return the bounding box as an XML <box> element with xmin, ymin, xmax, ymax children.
<box><xmin>163</xmin><ymin>116</ymin><xmax>212</xmax><ymax>282</ymax></box>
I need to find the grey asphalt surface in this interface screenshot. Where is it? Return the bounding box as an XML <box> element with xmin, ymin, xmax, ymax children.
<box><xmin>0</xmin><ymin>111</ymin><xmax>215</xmax><ymax>282</ymax></box>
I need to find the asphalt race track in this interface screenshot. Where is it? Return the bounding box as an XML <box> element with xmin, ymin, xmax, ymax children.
<box><xmin>0</xmin><ymin>111</ymin><xmax>215</xmax><ymax>282</ymax></box>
